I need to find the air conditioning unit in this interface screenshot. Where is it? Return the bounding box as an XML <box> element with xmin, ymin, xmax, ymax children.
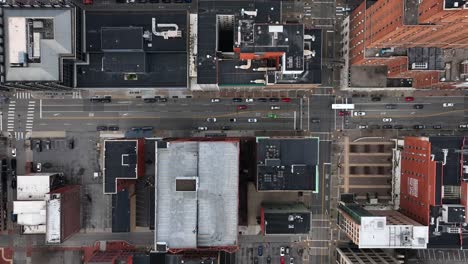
<box><xmin>411</xmin><ymin>62</ymin><xmax>428</xmax><ymax>70</ymax></box>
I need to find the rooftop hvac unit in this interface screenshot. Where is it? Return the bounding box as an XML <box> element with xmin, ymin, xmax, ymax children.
<box><xmin>411</xmin><ymin>62</ymin><xmax>428</xmax><ymax>70</ymax></box>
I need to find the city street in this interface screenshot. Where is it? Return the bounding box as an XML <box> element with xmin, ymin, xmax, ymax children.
<box><xmin>335</xmin><ymin>96</ymin><xmax>467</xmax><ymax>130</ymax></box>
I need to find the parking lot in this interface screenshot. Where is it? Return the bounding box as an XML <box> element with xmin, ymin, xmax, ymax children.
<box><xmin>236</xmin><ymin>242</ymin><xmax>304</xmax><ymax>264</ymax></box>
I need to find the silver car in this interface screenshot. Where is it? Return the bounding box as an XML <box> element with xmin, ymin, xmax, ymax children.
<box><xmin>248</xmin><ymin>118</ymin><xmax>257</xmax><ymax>123</ymax></box>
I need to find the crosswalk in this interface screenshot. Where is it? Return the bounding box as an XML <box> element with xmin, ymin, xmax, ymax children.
<box><xmin>72</xmin><ymin>91</ymin><xmax>82</xmax><ymax>99</ymax></box>
<box><xmin>14</xmin><ymin>132</ymin><xmax>25</xmax><ymax>140</ymax></box>
<box><xmin>15</xmin><ymin>91</ymin><xmax>32</xmax><ymax>99</ymax></box>
<box><xmin>7</xmin><ymin>100</ymin><xmax>16</xmax><ymax>133</ymax></box>
<box><xmin>26</xmin><ymin>100</ymin><xmax>36</xmax><ymax>132</ymax></box>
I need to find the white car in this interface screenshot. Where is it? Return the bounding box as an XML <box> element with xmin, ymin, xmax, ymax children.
<box><xmin>206</xmin><ymin>118</ymin><xmax>217</xmax><ymax>123</ymax></box>
<box><xmin>211</xmin><ymin>98</ymin><xmax>220</xmax><ymax>103</ymax></box>
<box><xmin>358</xmin><ymin>125</ymin><xmax>368</xmax><ymax>129</ymax></box>
<box><xmin>271</xmin><ymin>106</ymin><xmax>280</xmax><ymax>110</ymax></box>
<box><xmin>245</xmin><ymin>98</ymin><xmax>254</xmax><ymax>102</ymax></box>
<box><xmin>353</xmin><ymin>111</ymin><xmax>366</xmax><ymax>116</ymax></box>
<box><xmin>248</xmin><ymin>118</ymin><xmax>257</xmax><ymax>123</ymax></box>
<box><xmin>36</xmin><ymin>163</ymin><xmax>42</xmax><ymax>172</ymax></box>
<box><xmin>280</xmin><ymin>247</ymin><xmax>285</xmax><ymax>257</ymax></box>
<box><xmin>11</xmin><ymin>148</ymin><xmax>16</xmax><ymax>157</ymax></box>
<box><xmin>459</xmin><ymin>124</ymin><xmax>468</xmax><ymax>129</ymax></box>
<box><xmin>443</xmin><ymin>103</ymin><xmax>454</xmax><ymax>107</ymax></box>
<box><xmin>198</xmin><ymin>127</ymin><xmax>208</xmax><ymax>131</ymax></box>
<box><xmin>382</xmin><ymin>118</ymin><xmax>392</xmax><ymax>122</ymax></box>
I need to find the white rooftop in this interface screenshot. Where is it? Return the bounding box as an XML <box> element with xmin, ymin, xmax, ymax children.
<box><xmin>155</xmin><ymin>141</ymin><xmax>239</xmax><ymax>249</ymax></box>
<box><xmin>16</xmin><ymin>174</ymin><xmax>53</xmax><ymax>200</ymax></box>
<box><xmin>13</xmin><ymin>200</ymin><xmax>46</xmax><ymax>226</ymax></box>
<box><xmin>4</xmin><ymin>8</ymin><xmax>73</xmax><ymax>81</ymax></box>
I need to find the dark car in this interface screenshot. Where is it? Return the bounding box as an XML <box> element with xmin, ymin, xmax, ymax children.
<box><xmin>413</xmin><ymin>125</ymin><xmax>426</xmax><ymax>129</ymax></box>
<box><xmin>371</xmin><ymin>97</ymin><xmax>381</xmax><ymax>102</ymax></box>
<box><xmin>311</xmin><ymin>118</ymin><xmax>321</xmax><ymax>123</ymax></box>
<box><xmin>97</xmin><ymin>126</ymin><xmax>108</xmax><ymax>131</ymax></box>
<box><xmin>144</xmin><ymin>98</ymin><xmax>157</xmax><ymax>103</ymax></box>
<box><xmin>232</xmin><ymin>98</ymin><xmax>242</xmax><ymax>102</ymax></box>
<box><xmin>1</xmin><ymin>159</ymin><xmax>7</xmax><ymax>169</ymax></box>
<box><xmin>405</xmin><ymin>96</ymin><xmax>414</xmax><ymax>102</ymax></box>
<box><xmin>267</xmin><ymin>256</ymin><xmax>271</xmax><ymax>264</ymax></box>
<box><xmin>269</xmin><ymin>97</ymin><xmax>280</xmax><ymax>102</ymax></box>
<box><xmin>394</xmin><ymin>125</ymin><xmax>404</xmax><ymax>129</ymax></box>
<box><xmin>35</xmin><ymin>140</ymin><xmax>42</xmax><ymax>152</ymax></box>
<box><xmin>131</xmin><ymin>127</ymin><xmax>141</xmax><ymax>131</ymax></box>
<box><xmin>221</xmin><ymin>126</ymin><xmax>231</xmax><ymax>130</ymax></box>
<box><xmin>382</xmin><ymin>125</ymin><xmax>393</xmax><ymax>129</ymax></box>
<box><xmin>258</xmin><ymin>245</ymin><xmax>263</xmax><ymax>256</ymax></box>
<box><xmin>433</xmin><ymin>125</ymin><xmax>442</xmax><ymax>129</ymax></box>
<box><xmin>257</xmin><ymin>98</ymin><xmax>267</xmax><ymax>102</ymax></box>
<box><xmin>44</xmin><ymin>139</ymin><xmax>51</xmax><ymax>150</ymax></box>
<box><xmin>68</xmin><ymin>139</ymin><xmax>75</xmax><ymax>149</ymax></box>
<box><xmin>385</xmin><ymin>104</ymin><xmax>397</xmax><ymax>109</ymax></box>
<box><xmin>142</xmin><ymin>126</ymin><xmax>154</xmax><ymax>131</ymax></box>
<box><xmin>11</xmin><ymin>179</ymin><xmax>16</xmax><ymax>189</ymax></box>
<box><xmin>237</xmin><ymin>105</ymin><xmax>247</xmax><ymax>110</ymax></box>
<box><xmin>10</xmin><ymin>159</ymin><xmax>16</xmax><ymax>170</ymax></box>
<box><xmin>108</xmin><ymin>126</ymin><xmax>120</xmax><ymax>131</ymax></box>
<box><xmin>149</xmin><ymin>0</ymin><xmax>159</xmax><ymax>2</ymax></box>
<box><xmin>159</xmin><ymin>98</ymin><xmax>168</xmax><ymax>102</ymax></box>
<box><xmin>369</xmin><ymin>124</ymin><xmax>381</xmax><ymax>129</ymax></box>
<box><xmin>413</xmin><ymin>104</ymin><xmax>424</xmax><ymax>109</ymax></box>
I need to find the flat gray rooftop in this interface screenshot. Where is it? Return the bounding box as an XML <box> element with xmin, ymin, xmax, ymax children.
<box><xmin>3</xmin><ymin>8</ymin><xmax>73</xmax><ymax>81</ymax></box>
<box><xmin>155</xmin><ymin>140</ymin><xmax>239</xmax><ymax>249</ymax></box>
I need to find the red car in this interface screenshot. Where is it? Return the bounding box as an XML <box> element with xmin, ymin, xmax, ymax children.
<box><xmin>405</xmin><ymin>96</ymin><xmax>414</xmax><ymax>102</ymax></box>
<box><xmin>280</xmin><ymin>256</ymin><xmax>285</xmax><ymax>264</ymax></box>
<box><xmin>281</xmin><ymin>97</ymin><xmax>291</xmax><ymax>103</ymax></box>
<box><xmin>237</xmin><ymin>105</ymin><xmax>247</xmax><ymax>110</ymax></box>
<box><xmin>83</xmin><ymin>0</ymin><xmax>93</xmax><ymax>4</ymax></box>
<box><xmin>338</xmin><ymin>110</ymin><xmax>350</xmax><ymax>116</ymax></box>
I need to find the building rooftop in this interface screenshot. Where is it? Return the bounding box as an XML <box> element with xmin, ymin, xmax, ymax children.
<box><xmin>196</xmin><ymin>0</ymin><xmax>321</xmax><ymax>87</ymax></box>
<box><xmin>155</xmin><ymin>140</ymin><xmax>239</xmax><ymax>249</ymax></box>
<box><xmin>262</xmin><ymin>203</ymin><xmax>311</xmax><ymax>235</ymax></box>
<box><xmin>77</xmin><ymin>11</ymin><xmax>187</xmax><ymax>88</ymax></box>
<box><xmin>3</xmin><ymin>8</ymin><xmax>73</xmax><ymax>82</ymax></box>
<box><xmin>16</xmin><ymin>174</ymin><xmax>56</xmax><ymax>200</ymax></box>
<box><xmin>103</xmin><ymin>140</ymin><xmax>139</xmax><ymax>194</ymax></box>
<box><xmin>112</xmin><ymin>189</ymin><xmax>131</xmax><ymax>233</ymax></box>
<box><xmin>256</xmin><ymin>138</ymin><xmax>319</xmax><ymax>191</ymax></box>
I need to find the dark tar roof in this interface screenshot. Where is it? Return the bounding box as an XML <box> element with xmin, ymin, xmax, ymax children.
<box><xmin>257</xmin><ymin>138</ymin><xmax>319</xmax><ymax>191</ymax></box>
<box><xmin>263</xmin><ymin>203</ymin><xmax>311</xmax><ymax>234</ymax></box>
<box><xmin>112</xmin><ymin>189</ymin><xmax>130</xmax><ymax>233</ymax></box>
<box><xmin>104</xmin><ymin>140</ymin><xmax>138</xmax><ymax>194</ymax></box>
<box><xmin>444</xmin><ymin>0</ymin><xmax>467</xmax><ymax>9</ymax></box>
<box><xmin>408</xmin><ymin>47</ymin><xmax>444</xmax><ymax>71</ymax></box>
<box><xmin>78</xmin><ymin>11</ymin><xmax>187</xmax><ymax>88</ymax></box>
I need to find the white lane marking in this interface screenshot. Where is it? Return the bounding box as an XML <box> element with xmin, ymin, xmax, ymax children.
<box><xmin>39</xmin><ymin>123</ymin><xmax>48</xmax><ymax>126</ymax></box>
<box><xmin>29</xmin><ymin>101</ymin><xmax>36</xmax><ymax>104</ymax></box>
<box><xmin>53</xmin><ymin>113</ymin><xmax>61</xmax><ymax>116</ymax></box>
<box><xmin>40</xmin><ymin>99</ymin><xmax>42</xmax><ymax>119</ymax></box>
<box><xmin>64</xmin><ymin>123</ymin><xmax>71</xmax><ymax>126</ymax></box>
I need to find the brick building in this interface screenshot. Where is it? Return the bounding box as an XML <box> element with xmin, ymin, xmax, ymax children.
<box><xmin>346</xmin><ymin>0</ymin><xmax>468</xmax><ymax>88</ymax></box>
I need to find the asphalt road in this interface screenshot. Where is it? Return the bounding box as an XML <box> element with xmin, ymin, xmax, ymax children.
<box><xmin>335</xmin><ymin>96</ymin><xmax>467</xmax><ymax>131</ymax></box>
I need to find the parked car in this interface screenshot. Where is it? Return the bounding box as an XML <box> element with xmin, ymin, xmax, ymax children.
<box><xmin>385</xmin><ymin>104</ymin><xmax>397</xmax><ymax>109</ymax></box>
<box><xmin>83</xmin><ymin>0</ymin><xmax>93</xmax><ymax>4</ymax></box>
<box><xmin>266</xmin><ymin>256</ymin><xmax>271</xmax><ymax>264</ymax></box>
<box><xmin>143</xmin><ymin>98</ymin><xmax>157</xmax><ymax>103</ymax></box>
<box><xmin>237</xmin><ymin>105</ymin><xmax>247</xmax><ymax>110</ymax></box>
<box><xmin>11</xmin><ymin>179</ymin><xmax>16</xmax><ymax>189</ymax></box>
<box><xmin>11</xmin><ymin>159</ymin><xmax>16</xmax><ymax>170</ymax></box>
<box><xmin>258</xmin><ymin>245</ymin><xmax>263</xmax><ymax>256</ymax></box>
<box><xmin>271</xmin><ymin>105</ymin><xmax>280</xmax><ymax>110</ymax></box>
<box><xmin>311</xmin><ymin>118</ymin><xmax>320</xmax><ymax>123</ymax></box>
<box><xmin>68</xmin><ymin>139</ymin><xmax>75</xmax><ymax>149</ymax></box>
<box><xmin>371</xmin><ymin>97</ymin><xmax>381</xmax><ymax>102</ymax></box>
<box><xmin>443</xmin><ymin>103</ymin><xmax>454</xmax><ymax>107</ymax></box>
<box><xmin>382</xmin><ymin>118</ymin><xmax>392</xmax><ymax>122</ymax></box>
<box><xmin>405</xmin><ymin>96</ymin><xmax>414</xmax><ymax>102</ymax></box>
<box><xmin>245</xmin><ymin>98</ymin><xmax>254</xmax><ymax>102</ymax></box>
<box><xmin>433</xmin><ymin>125</ymin><xmax>442</xmax><ymax>129</ymax></box>
<box><xmin>358</xmin><ymin>125</ymin><xmax>368</xmax><ymax>129</ymax></box>
<box><xmin>267</xmin><ymin>113</ymin><xmax>278</xmax><ymax>119</ymax></box>
<box><xmin>280</xmin><ymin>247</ymin><xmax>285</xmax><ymax>256</ymax></box>
<box><xmin>229</xmin><ymin>118</ymin><xmax>237</xmax><ymax>122</ymax></box>
<box><xmin>257</xmin><ymin>98</ymin><xmax>267</xmax><ymax>102</ymax></box>
<box><xmin>36</xmin><ymin>163</ymin><xmax>42</xmax><ymax>172</ymax></box>
<box><xmin>141</xmin><ymin>126</ymin><xmax>153</xmax><ymax>131</ymax></box>
<box><xmin>232</xmin><ymin>98</ymin><xmax>242</xmax><ymax>102</ymax></box>
<box><xmin>280</xmin><ymin>256</ymin><xmax>285</xmax><ymax>264</ymax></box>
<box><xmin>269</xmin><ymin>98</ymin><xmax>279</xmax><ymax>102</ymax></box>
<box><xmin>35</xmin><ymin>140</ymin><xmax>42</xmax><ymax>152</ymax></box>
<box><xmin>394</xmin><ymin>125</ymin><xmax>404</xmax><ymax>129</ymax></box>
<box><xmin>11</xmin><ymin>148</ymin><xmax>16</xmax><ymax>157</ymax></box>
<box><xmin>108</xmin><ymin>126</ymin><xmax>119</xmax><ymax>131</ymax></box>
<box><xmin>97</xmin><ymin>125</ymin><xmax>108</xmax><ymax>131</ymax></box>
<box><xmin>353</xmin><ymin>111</ymin><xmax>366</xmax><ymax>116</ymax></box>
<box><xmin>369</xmin><ymin>124</ymin><xmax>381</xmax><ymax>129</ymax></box>
<box><xmin>254</xmin><ymin>257</ymin><xmax>258</xmax><ymax>264</ymax></box>
<box><xmin>382</xmin><ymin>125</ymin><xmax>393</xmax><ymax>129</ymax></box>
<box><xmin>221</xmin><ymin>126</ymin><xmax>231</xmax><ymax>130</ymax></box>
<box><xmin>289</xmin><ymin>257</ymin><xmax>294</xmax><ymax>264</ymax></box>
<box><xmin>338</xmin><ymin>110</ymin><xmax>350</xmax><ymax>116</ymax></box>
<box><xmin>248</xmin><ymin>118</ymin><xmax>258</xmax><ymax>123</ymax></box>
<box><xmin>211</xmin><ymin>98</ymin><xmax>220</xmax><ymax>103</ymax></box>
<box><xmin>459</xmin><ymin>124</ymin><xmax>468</xmax><ymax>129</ymax></box>
<box><xmin>413</xmin><ymin>104</ymin><xmax>424</xmax><ymax>109</ymax></box>
<box><xmin>42</xmin><ymin>162</ymin><xmax>52</xmax><ymax>169</ymax></box>
<box><xmin>413</xmin><ymin>124</ymin><xmax>426</xmax><ymax>129</ymax></box>
<box><xmin>281</xmin><ymin>98</ymin><xmax>291</xmax><ymax>103</ymax></box>
<box><xmin>206</xmin><ymin>118</ymin><xmax>217</xmax><ymax>123</ymax></box>
<box><xmin>198</xmin><ymin>127</ymin><xmax>208</xmax><ymax>131</ymax></box>
<box><xmin>44</xmin><ymin>139</ymin><xmax>51</xmax><ymax>150</ymax></box>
